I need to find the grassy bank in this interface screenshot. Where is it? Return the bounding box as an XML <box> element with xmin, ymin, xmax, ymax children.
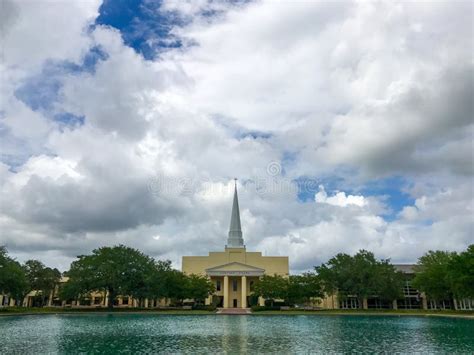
<box><xmin>0</xmin><ymin>307</ymin><xmax>215</xmax><ymax>316</ymax></box>
<box><xmin>252</xmin><ymin>309</ymin><xmax>474</xmax><ymax>318</ymax></box>
<box><xmin>1</xmin><ymin>307</ymin><xmax>473</xmax><ymax>318</ymax></box>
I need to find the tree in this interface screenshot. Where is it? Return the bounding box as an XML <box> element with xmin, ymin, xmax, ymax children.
<box><xmin>24</xmin><ymin>260</ymin><xmax>61</xmax><ymax>306</ymax></box>
<box><xmin>412</xmin><ymin>250</ymin><xmax>455</xmax><ymax>302</ymax></box>
<box><xmin>447</xmin><ymin>245</ymin><xmax>474</xmax><ymax>299</ymax></box>
<box><xmin>162</xmin><ymin>270</ymin><xmax>189</xmax><ymax>305</ymax></box>
<box><xmin>61</xmin><ymin>245</ymin><xmax>155</xmax><ymax>309</ymax></box>
<box><xmin>373</xmin><ymin>261</ymin><xmax>403</xmax><ymax>301</ymax></box>
<box><xmin>287</xmin><ymin>272</ymin><xmax>323</xmax><ymax>305</ymax></box>
<box><xmin>184</xmin><ymin>274</ymin><xmax>215</xmax><ymax>305</ymax></box>
<box><xmin>0</xmin><ymin>246</ymin><xmax>29</xmax><ymax>304</ymax></box>
<box><xmin>252</xmin><ymin>274</ymin><xmax>288</xmax><ymax>307</ymax></box>
<box><xmin>138</xmin><ymin>260</ymin><xmax>174</xmax><ymax>304</ymax></box>
<box><xmin>316</xmin><ymin>250</ymin><xmax>403</xmax><ymax>306</ymax></box>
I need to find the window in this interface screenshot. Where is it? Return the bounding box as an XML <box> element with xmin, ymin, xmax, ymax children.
<box><xmin>249</xmin><ymin>281</ymin><xmax>254</xmax><ymax>292</ymax></box>
<box><xmin>232</xmin><ymin>279</ymin><xmax>238</xmax><ymax>292</ymax></box>
<box><xmin>428</xmin><ymin>300</ymin><xmax>452</xmax><ymax>310</ymax></box>
<box><xmin>216</xmin><ymin>280</ymin><xmax>221</xmax><ymax>291</ymax></box>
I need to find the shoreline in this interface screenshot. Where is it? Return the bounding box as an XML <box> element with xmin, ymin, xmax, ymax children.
<box><xmin>1</xmin><ymin>308</ymin><xmax>473</xmax><ymax>319</ymax></box>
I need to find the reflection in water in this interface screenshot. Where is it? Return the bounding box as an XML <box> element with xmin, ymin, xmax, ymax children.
<box><xmin>221</xmin><ymin>315</ymin><xmax>249</xmax><ymax>353</ymax></box>
<box><xmin>0</xmin><ymin>314</ymin><xmax>473</xmax><ymax>353</ymax></box>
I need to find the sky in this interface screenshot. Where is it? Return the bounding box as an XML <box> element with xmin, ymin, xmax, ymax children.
<box><xmin>0</xmin><ymin>0</ymin><xmax>472</xmax><ymax>273</ymax></box>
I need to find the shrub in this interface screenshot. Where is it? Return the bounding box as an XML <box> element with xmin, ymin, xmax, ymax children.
<box><xmin>250</xmin><ymin>305</ymin><xmax>281</xmax><ymax>312</ymax></box>
<box><xmin>192</xmin><ymin>304</ymin><xmax>216</xmax><ymax>311</ymax></box>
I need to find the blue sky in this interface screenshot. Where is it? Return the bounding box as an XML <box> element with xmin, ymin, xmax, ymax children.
<box><xmin>1</xmin><ymin>0</ymin><xmax>472</xmax><ymax>271</ymax></box>
<box><xmin>14</xmin><ymin>46</ymin><xmax>107</xmax><ymax>126</ymax></box>
<box><xmin>96</xmin><ymin>0</ymin><xmax>183</xmax><ymax>59</ymax></box>
<box><xmin>91</xmin><ymin>0</ymin><xmax>419</xmax><ymax>220</ymax></box>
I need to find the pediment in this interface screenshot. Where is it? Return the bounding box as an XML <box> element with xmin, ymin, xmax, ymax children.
<box><xmin>206</xmin><ymin>262</ymin><xmax>265</xmax><ymax>276</ymax></box>
<box><xmin>207</xmin><ymin>262</ymin><xmax>264</xmax><ymax>272</ymax></box>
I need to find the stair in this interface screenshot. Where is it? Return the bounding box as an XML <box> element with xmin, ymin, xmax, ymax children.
<box><xmin>216</xmin><ymin>308</ymin><xmax>252</xmax><ymax>315</ymax></box>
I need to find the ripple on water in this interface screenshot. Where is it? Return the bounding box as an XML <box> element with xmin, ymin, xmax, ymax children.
<box><xmin>0</xmin><ymin>314</ymin><xmax>473</xmax><ymax>354</ymax></box>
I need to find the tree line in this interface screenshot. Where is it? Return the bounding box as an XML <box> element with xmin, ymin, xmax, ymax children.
<box><xmin>1</xmin><ymin>245</ymin><xmax>214</xmax><ymax>309</ymax></box>
<box><xmin>1</xmin><ymin>246</ymin><xmax>61</xmax><ymax>306</ymax></box>
<box><xmin>251</xmin><ymin>250</ymin><xmax>403</xmax><ymax>308</ymax></box>
<box><xmin>251</xmin><ymin>245</ymin><xmax>473</xmax><ymax>308</ymax></box>
<box><xmin>1</xmin><ymin>244</ymin><xmax>472</xmax><ymax>309</ymax></box>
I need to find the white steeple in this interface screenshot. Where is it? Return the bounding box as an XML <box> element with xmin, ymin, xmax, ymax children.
<box><xmin>227</xmin><ymin>179</ymin><xmax>245</xmax><ymax>248</ymax></box>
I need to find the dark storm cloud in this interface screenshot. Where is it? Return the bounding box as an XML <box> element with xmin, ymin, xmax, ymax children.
<box><xmin>2</xmin><ymin>171</ymin><xmax>182</xmax><ymax>233</ymax></box>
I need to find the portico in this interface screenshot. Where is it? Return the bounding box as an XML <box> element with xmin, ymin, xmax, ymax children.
<box><xmin>182</xmin><ymin>180</ymin><xmax>289</xmax><ymax>309</ymax></box>
<box><xmin>206</xmin><ymin>262</ymin><xmax>265</xmax><ymax>308</ymax></box>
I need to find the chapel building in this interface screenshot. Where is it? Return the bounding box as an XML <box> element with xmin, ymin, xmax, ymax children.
<box><xmin>182</xmin><ymin>181</ymin><xmax>289</xmax><ymax>309</ymax></box>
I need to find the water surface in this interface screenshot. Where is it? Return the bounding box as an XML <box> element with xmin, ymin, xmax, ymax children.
<box><xmin>0</xmin><ymin>314</ymin><xmax>472</xmax><ymax>353</ymax></box>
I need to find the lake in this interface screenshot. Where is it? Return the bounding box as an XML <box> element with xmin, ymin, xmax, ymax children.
<box><xmin>0</xmin><ymin>314</ymin><xmax>472</xmax><ymax>353</ymax></box>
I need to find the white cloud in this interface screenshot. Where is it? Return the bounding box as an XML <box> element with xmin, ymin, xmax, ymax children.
<box><xmin>0</xmin><ymin>0</ymin><xmax>100</xmax><ymax>70</ymax></box>
<box><xmin>0</xmin><ymin>0</ymin><xmax>472</xmax><ymax>273</ymax></box>
<box><xmin>315</xmin><ymin>185</ymin><xmax>367</xmax><ymax>207</ymax></box>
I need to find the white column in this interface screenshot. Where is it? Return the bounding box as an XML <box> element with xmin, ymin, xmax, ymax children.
<box><xmin>0</xmin><ymin>294</ymin><xmax>3</xmax><ymax>307</ymax></box>
<box><xmin>48</xmin><ymin>291</ymin><xmax>53</xmax><ymax>307</ymax></box>
<box><xmin>241</xmin><ymin>276</ymin><xmax>247</xmax><ymax>308</ymax></box>
<box><xmin>223</xmin><ymin>275</ymin><xmax>229</xmax><ymax>308</ymax></box>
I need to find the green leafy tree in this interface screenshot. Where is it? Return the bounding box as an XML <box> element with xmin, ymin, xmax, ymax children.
<box><xmin>252</xmin><ymin>274</ymin><xmax>288</xmax><ymax>307</ymax></box>
<box><xmin>287</xmin><ymin>272</ymin><xmax>323</xmax><ymax>305</ymax></box>
<box><xmin>139</xmin><ymin>260</ymin><xmax>174</xmax><ymax>303</ymax></box>
<box><xmin>412</xmin><ymin>250</ymin><xmax>455</xmax><ymax>302</ymax></box>
<box><xmin>373</xmin><ymin>260</ymin><xmax>404</xmax><ymax>301</ymax></box>
<box><xmin>24</xmin><ymin>260</ymin><xmax>61</xmax><ymax>306</ymax></box>
<box><xmin>0</xmin><ymin>246</ymin><xmax>29</xmax><ymax>303</ymax></box>
<box><xmin>61</xmin><ymin>245</ymin><xmax>155</xmax><ymax>309</ymax></box>
<box><xmin>447</xmin><ymin>245</ymin><xmax>474</xmax><ymax>299</ymax></box>
<box><xmin>185</xmin><ymin>274</ymin><xmax>215</xmax><ymax>305</ymax></box>
<box><xmin>128</xmin><ymin>260</ymin><xmax>174</xmax><ymax>306</ymax></box>
<box><xmin>316</xmin><ymin>250</ymin><xmax>403</xmax><ymax>306</ymax></box>
<box><xmin>165</xmin><ymin>270</ymin><xmax>190</xmax><ymax>305</ymax></box>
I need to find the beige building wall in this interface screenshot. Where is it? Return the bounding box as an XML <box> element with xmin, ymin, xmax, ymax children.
<box><xmin>182</xmin><ymin>247</ymin><xmax>289</xmax><ymax>308</ymax></box>
<box><xmin>183</xmin><ymin>248</ymin><xmax>289</xmax><ymax>277</ymax></box>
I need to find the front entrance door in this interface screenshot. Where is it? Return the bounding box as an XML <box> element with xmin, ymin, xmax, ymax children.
<box><xmin>233</xmin><ymin>299</ymin><xmax>238</xmax><ymax>308</ymax></box>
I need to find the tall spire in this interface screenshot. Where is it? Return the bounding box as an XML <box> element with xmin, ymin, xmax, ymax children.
<box><xmin>227</xmin><ymin>179</ymin><xmax>245</xmax><ymax>248</ymax></box>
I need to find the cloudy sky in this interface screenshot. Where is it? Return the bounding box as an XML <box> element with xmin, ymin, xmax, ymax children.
<box><xmin>1</xmin><ymin>0</ymin><xmax>472</xmax><ymax>273</ymax></box>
